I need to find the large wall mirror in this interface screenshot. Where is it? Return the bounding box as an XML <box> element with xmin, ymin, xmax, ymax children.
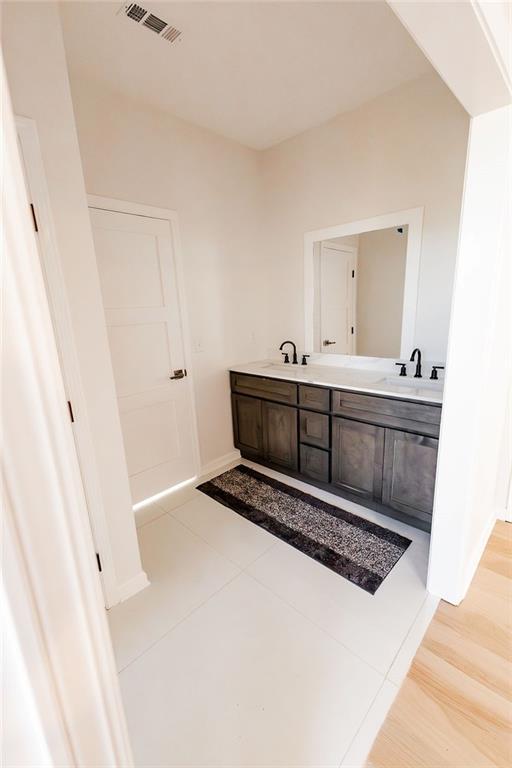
<box><xmin>304</xmin><ymin>208</ymin><xmax>423</xmax><ymax>359</ymax></box>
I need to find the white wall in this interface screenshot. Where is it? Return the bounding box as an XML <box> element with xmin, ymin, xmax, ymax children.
<box><xmin>261</xmin><ymin>72</ymin><xmax>469</xmax><ymax>362</ymax></box>
<box><xmin>428</xmin><ymin>105</ymin><xmax>511</xmax><ymax>602</ymax></box>
<box><xmin>357</xmin><ymin>227</ymin><xmax>408</xmax><ymax>357</ymax></box>
<box><xmin>389</xmin><ymin>1</ymin><xmax>511</xmax><ymax>117</ymax></box>
<box><xmin>2</xmin><ymin>55</ymin><xmax>132</xmax><ymax>763</ymax></box>
<box><xmin>4</xmin><ymin>1</ymin><xmax>507</xmax><ymax>614</ymax></box>
<box><xmin>2</xmin><ymin>1</ymin><xmax>145</xmax><ymax>604</ymax></box>
<box><xmin>388</xmin><ymin>0</ymin><xmax>512</xmax><ymax>604</ymax></box>
<box><xmin>475</xmin><ymin>0</ymin><xmax>512</xmax><ymax>84</ymax></box>
<box><xmin>65</xmin><ymin>75</ymin><xmax>267</xmax><ymax>471</ymax></box>
<box><xmin>65</xmin><ymin>69</ymin><xmax>469</xmax><ymax>472</ymax></box>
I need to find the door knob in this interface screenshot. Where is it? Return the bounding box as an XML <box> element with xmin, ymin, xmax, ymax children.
<box><xmin>323</xmin><ymin>340</ymin><xmax>336</xmax><ymax>346</ymax></box>
<box><xmin>170</xmin><ymin>369</ymin><xmax>187</xmax><ymax>380</ymax></box>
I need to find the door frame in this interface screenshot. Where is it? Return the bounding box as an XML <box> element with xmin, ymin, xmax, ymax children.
<box><xmin>304</xmin><ymin>207</ymin><xmax>424</xmax><ymax>358</ymax></box>
<box><xmin>15</xmin><ymin>116</ymin><xmax>118</xmax><ymax>608</ymax></box>
<box><xmin>87</xmin><ymin>194</ymin><xmax>201</xmax><ymax>505</ymax></box>
<box><xmin>5</xmin><ymin>85</ymin><xmax>133</xmax><ymax>767</ymax></box>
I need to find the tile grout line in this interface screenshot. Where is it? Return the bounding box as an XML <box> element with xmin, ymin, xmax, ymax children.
<box><xmin>337</xmin><ymin>677</ymin><xmax>389</xmax><ymax>768</ymax></box>
<box><xmin>243</xmin><ymin>568</ymin><xmax>385</xmax><ymax>679</ymax></box>
<box><xmin>119</xmin><ymin>504</ymin><xmax>252</xmax><ymax>673</ymax></box>
<box><xmin>133</xmin><ymin>458</ymin><xmax>237</xmax><ymax>532</ymax></box>
<box><xmin>124</xmin><ymin>486</ymin><xmax>423</xmax><ymax>767</ymax></box>
<box><xmin>134</xmin><ymin>502</ymin><xmax>170</xmax><ymax>530</ymax></box>
<box><xmin>160</xmin><ymin>481</ymin><xmax>416</xmax><ymax>680</ymax></box>
<box><xmin>238</xmin><ymin>538</ymin><xmax>282</xmax><ymax>569</ymax></box>
<box><xmin>336</xmin><ymin>595</ymin><xmax>439</xmax><ymax>767</ymax></box>
<box><xmin>133</xmin><ymin>490</ymin><xmax>427</xmax><ymax>685</ymax></box>
<box><xmin>384</xmin><ymin>592</ymin><xmax>428</xmax><ymax>681</ymax></box>
<box><xmin>123</xmin><ymin>466</ymin><xmax>428</xmax><ymax>768</ymax></box>
<box><xmin>165</xmin><ymin>502</ymin><xmax>281</xmax><ymax>571</ymax></box>
<box><xmin>384</xmin><ymin>591</ymin><xmax>438</xmax><ymax>686</ymax></box>
<box><xmin>116</xmin><ymin>568</ymin><xmax>245</xmax><ymax>674</ymax></box>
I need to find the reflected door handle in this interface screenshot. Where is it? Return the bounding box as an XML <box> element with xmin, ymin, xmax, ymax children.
<box><xmin>323</xmin><ymin>340</ymin><xmax>336</xmax><ymax>346</ymax></box>
<box><xmin>170</xmin><ymin>369</ymin><xmax>187</xmax><ymax>380</ymax></box>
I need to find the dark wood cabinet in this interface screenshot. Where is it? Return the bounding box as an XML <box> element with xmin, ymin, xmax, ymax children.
<box><xmin>232</xmin><ymin>394</ymin><xmax>298</xmax><ymax>471</ymax></box>
<box><xmin>382</xmin><ymin>429</ymin><xmax>438</xmax><ymax>525</ymax></box>
<box><xmin>331</xmin><ymin>417</ymin><xmax>384</xmax><ymax>500</ymax></box>
<box><xmin>298</xmin><ymin>384</ymin><xmax>330</xmax><ymax>412</ymax></box>
<box><xmin>231</xmin><ymin>394</ymin><xmax>263</xmax><ymax>459</ymax></box>
<box><xmin>230</xmin><ymin>373</ymin><xmax>297</xmax><ymax>404</ymax></box>
<box><xmin>262</xmin><ymin>401</ymin><xmax>298</xmax><ymax>471</ymax></box>
<box><xmin>231</xmin><ymin>372</ymin><xmax>441</xmax><ymax>531</ymax></box>
<box><xmin>300</xmin><ymin>444</ymin><xmax>329</xmax><ymax>483</ymax></box>
<box><xmin>299</xmin><ymin>410</ymin><xmax>329</xmax><ymax>449</ymax></box>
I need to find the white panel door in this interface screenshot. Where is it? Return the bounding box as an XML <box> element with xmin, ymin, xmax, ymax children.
<box><xmin>90</xmin><ymin>207</ymin><xmax>198</xmax><ymax>504</ymax></box>
<box><xmin>320</xmin><ymin>244</ymin><xmax>356</xmax><ymax>354</ymax></box>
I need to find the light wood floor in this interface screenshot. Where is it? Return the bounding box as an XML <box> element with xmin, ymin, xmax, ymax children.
<box><xmin>367</xmin><ymin>520</ymin><xmax>512</xmax><ymax>768</ymax></box>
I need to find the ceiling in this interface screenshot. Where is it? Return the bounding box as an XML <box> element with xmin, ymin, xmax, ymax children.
<box><xmin>60</xmin><ymin>1</ymin><xmax>433</xmax><ymax>150</ymax></box>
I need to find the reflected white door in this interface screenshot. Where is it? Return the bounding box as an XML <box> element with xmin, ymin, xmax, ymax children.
<box><xmin>90</xmin><ymin>207</ymin><xmax>198</xmax><ymax>504</ymax></box>
<box><xmin>320</xmin><ymin>243</ymin><xmax>356</xmax><ymax>354</ymax></box>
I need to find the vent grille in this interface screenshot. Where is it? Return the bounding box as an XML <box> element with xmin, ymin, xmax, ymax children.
<box><xmin>120</xmin><ymin>3</ymin><xmax>182</xmax><ymax>44</ymax></box>
<box><xmin>162</xmin><ymin>26</ymin><xmax>181</xmax><ymax>43</ymax></box>
<box><xmin>126</xmin><ymin>3</ymin><xmax>146</xmax><ymax>23</ymax></box>
<box><xmin>143</xmin><ymin>13</ymin><xmax>167</xmax><ymax>35</ymax></box>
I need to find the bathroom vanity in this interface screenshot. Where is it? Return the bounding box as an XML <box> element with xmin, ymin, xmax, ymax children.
<box><xmin>229</xmin><ymin>361</ymin><xmax>443</xmax><ymax>531</ymax></box>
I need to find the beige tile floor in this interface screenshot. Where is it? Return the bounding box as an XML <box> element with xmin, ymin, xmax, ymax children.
<box><xmin>108</xmin><ymin>460</ymin><xmax>435</xmax><ymax>768</ymax></box>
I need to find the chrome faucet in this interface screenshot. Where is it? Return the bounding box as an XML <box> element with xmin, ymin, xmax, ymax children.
<box><xmin>279</xmin><ymin>340</ymin><xmax>298</xmax><ymax>365</ymax></box>
<box><xmin>410</xmin><ymin>348</ymin><xmax>422</xmax><ymax>378</ymax></box>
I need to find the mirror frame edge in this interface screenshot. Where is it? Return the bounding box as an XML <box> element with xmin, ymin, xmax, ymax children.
<box><xmin>303</xmin><ymin>206</ymin><xmax>424</xmax><ymax>359</ymax></box>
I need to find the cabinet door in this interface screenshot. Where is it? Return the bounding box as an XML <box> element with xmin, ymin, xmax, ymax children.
<box><xmin>262</xmin><ymin>401</ymin><xmax>298</xmax><ymax>471</ymax></box>
<box><xmin>231</xmin><ymin>394</ymin><xmax>263</xmax><ymax>458</ymax></box>
<box><xmin>382</xmin><ymin>430</ymin><xmax>438</xmax><ymax>524</ymax></box>
<box><xmin>331</xmin><ymin>417</ymin><xmax>384</xmax><ymax>500</ymax></box>
<box><xmin>300</xmin><ymin>444</ymin><xmax>330</xmax><ymax>484</ymax></box>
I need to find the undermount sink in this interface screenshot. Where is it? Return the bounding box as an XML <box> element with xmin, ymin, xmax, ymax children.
<box><xmin>381</xmin><ymin>376</ymin><xmax>443</xmax><ymax>390</ymax></box>
<box><xmin>263</xmin><ymin>362</ymin><xmax>302</xmax><ymax>371</ymax></box>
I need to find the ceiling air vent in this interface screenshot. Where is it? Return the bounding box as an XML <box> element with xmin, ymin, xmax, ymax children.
<box><xmin>119</xmin><ymin>3</ymin><xmax>182</xmax><ymax>45</ymax></box>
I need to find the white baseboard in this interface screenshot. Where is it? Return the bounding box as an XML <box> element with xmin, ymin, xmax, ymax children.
<box><xmin>200</xmin><ymin>450</ymin><xmax>241</xmax><ymax>478</ymax></box>
<box><xmin>117</xmin><ymin>570</ymin><xmax>150</xmax><ymax>603</ymax></box>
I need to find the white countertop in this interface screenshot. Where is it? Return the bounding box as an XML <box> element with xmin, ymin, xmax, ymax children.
<box><xmin>230</xmin><ymin>360</ymin><xmax>444</xmax><ymax>404</ymax></box>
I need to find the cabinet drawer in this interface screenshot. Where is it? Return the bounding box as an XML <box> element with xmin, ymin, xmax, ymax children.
<box><xmin>230</xmin><ymin>373</ymin><xmax>297</xmax><ymax>405</ymax></box>
<box><xmin>332</xmin><ymin>389</ymin><xmax>441</xmax><ymax>436</ymax></box>
<box><xmin>300</xmin><ymin>444</ymin><xmax>330</xmax><ymax>484</ymax></box>
<box><xmin>298</xmin><ymin>385</ymin><xmax>330</xmax><ymax>412</ymax></box>
<box><xmin>299</xmin><ymin>410</ymin><xmax>330</xmax><ymax>449</ymax></box>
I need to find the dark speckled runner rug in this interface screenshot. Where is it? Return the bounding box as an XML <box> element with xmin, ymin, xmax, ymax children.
<box><xmin>198</xmin><ymin>465</ymin><xmax>411</xmax><ymax>594</ymax></box>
